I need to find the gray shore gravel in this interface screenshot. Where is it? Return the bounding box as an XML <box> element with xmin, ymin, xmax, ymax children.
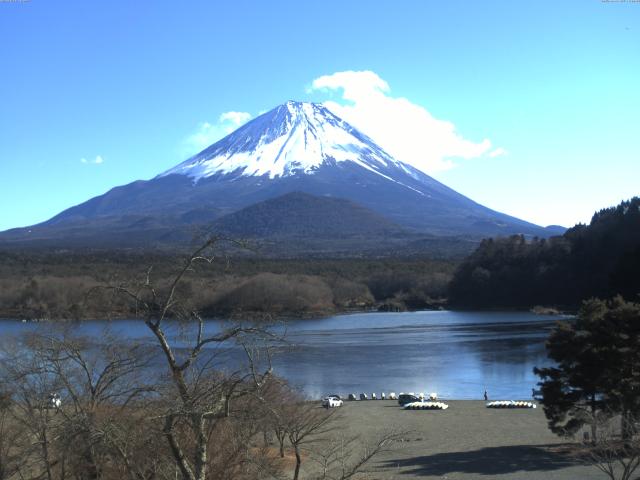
<box><xmin>310</xmin><ymin>400</ymin><xmax>605</xmax><ymax>480</ymax></box>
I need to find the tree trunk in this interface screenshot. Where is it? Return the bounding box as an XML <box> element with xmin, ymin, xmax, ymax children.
<box><xmin>293</xmin><ymin>445</ymin><xmax>301</xmax><ymax>480</ymax></box>
<box><xmin>621</xmin><ymin>408</ymin><xmax>633</xmax><ymax>441</ymax></box>
<box><xmin>164</xmin><ymin>417</ymin><xmax>195</xmax><ymax>480</ymax></box>
<box><xmin>275</xmin><ymin>429</ymin><xmax>286</xmax><ymax>458</ymax></box>
<box><xmin>41</xmin><ymin>426</ymin><xmax>54</xmax><ymax>480</ymax></box>
<box><xmin>590</xmin><ymin>394</ymin><xmax>598</xmax><ymax>444</ymax></box>
<box><xmin>83</xmin><ymin>447</ymin><xmax>99</xmax><ymax>480</ymax></box>
<box><xmin>194</xmin><ymin>416</ymin><xmax>208</xmax><ymax>480</ymax></box>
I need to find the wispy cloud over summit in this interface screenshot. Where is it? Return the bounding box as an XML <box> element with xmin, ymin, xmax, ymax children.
<box><xmin>310</xmin><ymin>70</ymin><xmax>494</xmax><ymax>174</ymax></box>
<box><xmin>180</xmin><ymin>72</ymin><xmax>501</xmax><ymax>176</ymax></box>
<box><xmin>184</xmin><ymin>111</ymin><xmax>252</xmax><ymax>155</ymax></box>
<box><xmin>489</xmin><ymin>147</ymin><xmax>508</xmax><ymax>158</ymax></box>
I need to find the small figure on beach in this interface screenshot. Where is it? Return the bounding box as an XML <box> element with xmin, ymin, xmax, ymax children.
<box><xmin>484</xmin><ymin>390</ymin><xmax>488</xmax><ymax>401</ymax></box>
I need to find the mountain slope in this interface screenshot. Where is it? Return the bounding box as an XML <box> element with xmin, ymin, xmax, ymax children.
<box><xmin>0</xmin><ymin>101</ymin><xmax>559</xmax><ymax>253</ymax></box>
<box><xmin>213</xmin><ymin>191</ymin><xmax>403</xmax><ymax>238</ymax></box>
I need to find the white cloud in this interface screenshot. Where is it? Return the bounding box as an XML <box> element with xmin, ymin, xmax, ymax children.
<box><xmin>488</xmin><ymin>147</ymin><xmax>508</xmax><ymax>158</ymax></box>
<box><xmin>310</xmin><ymin>70</ymin><xmax>494</xmax><ymax>173</ymax></box>
<box><xmin>80</xmin><ymin>155</ymin><xmax>104</xmax><ymax>165</ymax></box>
<box><xmin>184</xmin><ymin>111</ymin><xmax>252</xmax><ymax>155</ymax></box>
<box><xmin>219</xmin><ymin>111</ymin><xmax>251</xmax><ymax>126</ymax></box>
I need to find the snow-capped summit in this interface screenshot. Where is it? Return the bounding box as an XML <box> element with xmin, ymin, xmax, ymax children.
<box><xmin>0</xmin><ymin>100</ymin><xmax>556</xmax><ymax>251</ymax></box>
<box><xmin>161</xmin><ymin>101</ymin><xmax>417</xmax><ymax>183</ymax></box>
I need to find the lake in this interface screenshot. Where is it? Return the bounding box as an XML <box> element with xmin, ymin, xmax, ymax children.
<box><xmin>0</xmin><ymin>310</ymin><xmax>567</xmax><ymax>400</ymax></box>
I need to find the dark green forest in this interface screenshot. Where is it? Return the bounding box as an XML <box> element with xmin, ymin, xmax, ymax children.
<box><xmin>449</xmin><ymin>197</ymin><xmax>640</xmax><ymax>309</ymax></box>
<box><xmin>0</xmin><ymin>252</ymin><xmax>454</xmax><ymax>320</ymax></box>
<box><xmin>2</xmin><ymin>198</ymin><xmax>639</xmax><ymax>319</ymax></box>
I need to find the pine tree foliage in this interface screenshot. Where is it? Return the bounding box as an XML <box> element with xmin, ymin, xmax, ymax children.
<box><xmin>535</xmin><ymin>297</ymin><xmax>640</xmax><ymax>440</ymax></box>
<box><xmin>449</xmin><ymin>197</ymin><xmax>640</xmax><ymax>308</ymax></box>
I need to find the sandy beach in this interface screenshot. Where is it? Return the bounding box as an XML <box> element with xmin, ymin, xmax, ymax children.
<box><xmin>318</xmin><ymin>400</ymin><xmax>603</xmax><ymax>480</ymax></box>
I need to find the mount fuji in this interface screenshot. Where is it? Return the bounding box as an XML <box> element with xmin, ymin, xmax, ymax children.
<box><xmin>0</xmin><ymin>101</ymin><xmax>562</xmax><ymax>254</ymax></box>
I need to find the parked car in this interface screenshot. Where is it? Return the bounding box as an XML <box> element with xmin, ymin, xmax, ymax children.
<box><xmin>398</xmin><ymin>393</ymin><xmax>421</xmax><ymax>406</ymax></box>
<box><xmin>45</xmin><ymin>392</ymin><xmax>62</xmax><ymax>409</ymax></box>
<box><xmin>322</xmin><ymin>395</ymin><xmax>343</xmax><ymax>408</ymax></box>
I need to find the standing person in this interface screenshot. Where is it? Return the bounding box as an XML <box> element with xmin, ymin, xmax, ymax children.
<box><xmin>484</xmin><ymin>390</ymin><xmax>488</xmax><ymax>401</ymax></box>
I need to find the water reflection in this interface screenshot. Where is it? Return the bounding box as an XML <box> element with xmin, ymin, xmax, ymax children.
<box><xmin>0</xmin><ymin>311</ymin><xmax>567</xmax><ymax>400</ymax></box>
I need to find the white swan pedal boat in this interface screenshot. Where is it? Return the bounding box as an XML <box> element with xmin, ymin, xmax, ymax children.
<box><xmin>486</xmin><ymin>400</ymin><xmax>536</xmax><ymax>409</ymax></box>
<box><xmin>403</xmin><ymin>401</ymin><xmax>449</xmax><ymax>410</ymax></box>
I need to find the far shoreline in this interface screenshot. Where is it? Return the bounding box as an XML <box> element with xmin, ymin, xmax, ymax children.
<box><xmin>0</xmin><ymin>305</ymin><xmax>574</xmax><ymax>323</ymax></box>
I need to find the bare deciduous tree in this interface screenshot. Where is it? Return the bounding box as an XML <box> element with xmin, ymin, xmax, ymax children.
<box><xmin>1</xmin><ymin>330</ymin><xmax>165</xmax><ymax>480</ymax></box>
<box><xmin>285</xmin><ymin>401</ymin><xmax>337</xmax><ymax>480</ymax></box>
<box><xmin>0</xmin><ymin>237</ymin><xmax>408</xmax><ymax>480</ymax></box>
<box><xmin>0</xmin><ymin>390</ymin><xmax>27</xmax><ymax>480</ymax></box>
<box><xmin>1</xmin><ymin>337</ymin><xmax>66</xmax><ymax>480</ymax></box>
<box><xmin>102</xmin><ymin>237</ymin><xmax>279</xmax><ymax>480</ymax></box>
<box><xmin>309</xmin><ymin>430</ymin><xmax>405</xmax><ymax>480</ymax></box>
<box><xmin>584</xmin><ymin>414</ymin><xmax>640</xmax><ymax>480</ymax></box>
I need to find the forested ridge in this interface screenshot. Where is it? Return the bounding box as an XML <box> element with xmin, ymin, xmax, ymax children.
<box><xmin>449</xmin><ymin>197</ymin><xmax>640</xmax><ymax>309</ymax></box>
<box><xmin>0</xmin><ymin>253</ymin><xmax>454</xmax><ymax>320</ymax></box>
<box><xmin>3</xmin><ymin>198</ymin><xmax>639</xmax><ymax>319</ymax></box>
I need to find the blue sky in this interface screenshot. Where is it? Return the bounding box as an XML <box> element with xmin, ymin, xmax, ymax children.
<box><xmin>1</xmin><ymin>0</ymin><xmax>638</xmax><ymax>231</ymax></box>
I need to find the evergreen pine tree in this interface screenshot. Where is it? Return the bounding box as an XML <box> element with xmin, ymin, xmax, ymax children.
<box><xmin>535</xmin><ymin>297</ymin><xmax>640</xmax><ymax>441</ymax></box>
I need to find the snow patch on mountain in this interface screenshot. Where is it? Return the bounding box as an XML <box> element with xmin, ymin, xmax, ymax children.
<box><xmin>160</xmin><ymin>101</ymin><xmax>421</xmax><ymax>187</ymax></box>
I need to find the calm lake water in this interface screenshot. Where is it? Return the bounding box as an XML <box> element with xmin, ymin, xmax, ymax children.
<box><xmin>0</xmin><ymin>310</ymin><xmax>568</xmax><ymax>400</ymax></box>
